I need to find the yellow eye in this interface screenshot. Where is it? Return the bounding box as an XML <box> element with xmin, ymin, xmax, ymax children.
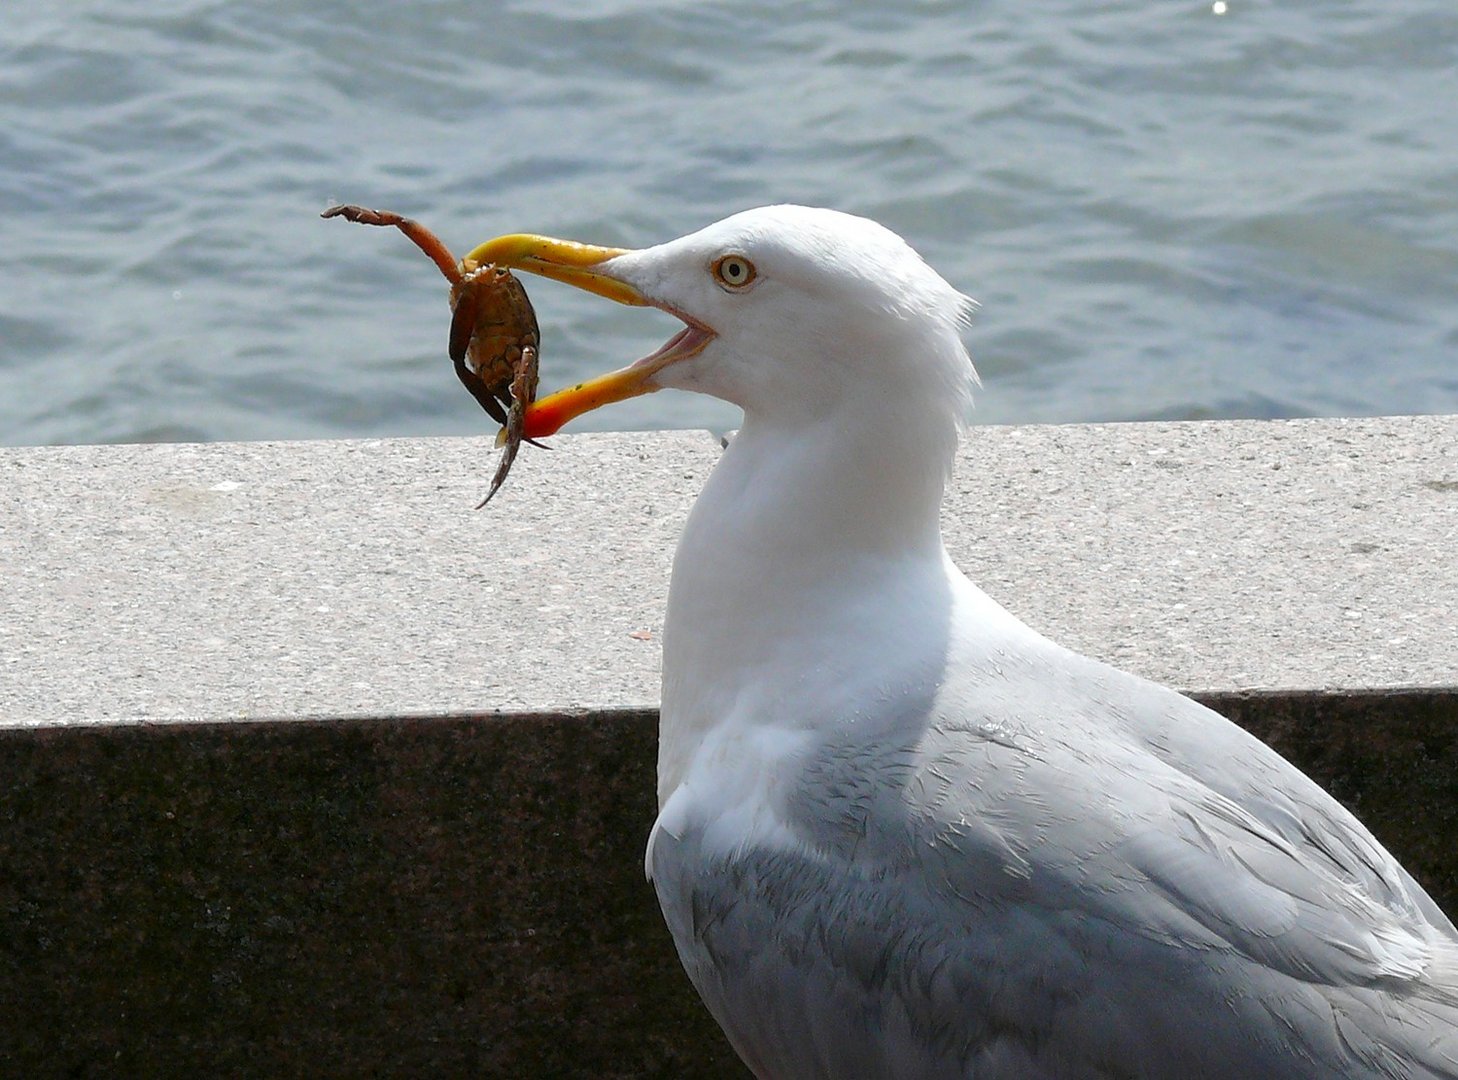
<box><xmin>712</xmin><ymin>254</ymin><xmax>757</xmax><ymax>289</ymax></box>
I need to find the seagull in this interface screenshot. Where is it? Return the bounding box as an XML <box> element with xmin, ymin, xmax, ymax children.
<box><xmin>466</xmin><ymin>206</ymin><xmax>1458</xmax><ymax>1078</ymax></box>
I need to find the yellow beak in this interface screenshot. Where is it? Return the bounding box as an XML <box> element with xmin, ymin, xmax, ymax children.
<box><xmin>464</xmin><ymin>233</ymin><xmax>711</xmax><ymax>439</ymax></box>
<box><xmin>462</xmin><ymin>234</ymin><xmax>642</xmax><ymax>307</ymax></box>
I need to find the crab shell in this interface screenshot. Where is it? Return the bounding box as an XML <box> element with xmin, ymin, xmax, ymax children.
<box><xmin>450</xmin><ymin>264</ymin><xmax>541</xmax><ymax>407</ymax></box>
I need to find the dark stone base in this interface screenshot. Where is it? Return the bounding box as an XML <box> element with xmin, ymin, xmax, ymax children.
<box><xmin>2</xmin><ymin>693</ymin><xmax>1453</xmax><ymax>1077</ymax></box>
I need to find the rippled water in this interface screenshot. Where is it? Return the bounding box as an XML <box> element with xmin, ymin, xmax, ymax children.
<box><xmin>3</xmin><ymin>1</ymin><xmax>1456</xmax><ymax>446</ymax></box>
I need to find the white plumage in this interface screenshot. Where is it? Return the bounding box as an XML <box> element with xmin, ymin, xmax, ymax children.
<box><xmin>493</xmin><ymin>205</ymin><xmax>1458</xmax><ymax>1079</ymax></box>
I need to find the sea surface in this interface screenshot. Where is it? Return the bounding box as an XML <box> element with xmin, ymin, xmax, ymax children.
<box><xmin>3</xmin><ymin>1</ymin><xmax>1456</xmax><ymax>446</ymax></box>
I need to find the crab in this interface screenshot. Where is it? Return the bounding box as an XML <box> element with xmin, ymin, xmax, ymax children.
<box><xmin>321</xmin><ymin>204</ymin><xmax>540</xmax><ymax>506</ymax></box>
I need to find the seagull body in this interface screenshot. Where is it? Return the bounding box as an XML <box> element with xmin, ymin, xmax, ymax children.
<box><xmin>470</xmin><ymin>206</ymin><xmax>1458</xmax><ymax>1078</ymax></box>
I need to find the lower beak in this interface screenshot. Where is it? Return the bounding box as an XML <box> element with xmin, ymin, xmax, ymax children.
<box><xmin>463</xmin><ymin>233</ymin><xmax>713</xmax><ymax>439</ymax></box>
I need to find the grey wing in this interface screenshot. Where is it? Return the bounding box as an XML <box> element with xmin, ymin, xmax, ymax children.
<box><xmin>928</xmin><ymin>652</ymin><xmax>1458</xmax><ymax>1075</ymax></box>
<box><xmin>651</xmin><ymin>659</ymin><xmax>1458</xmax><ymax>1079</ymax></box>
<box><xmin>1079</xmin><ymin>648</ymin><xmax>1458</xmax><ymax>941</ymax></box>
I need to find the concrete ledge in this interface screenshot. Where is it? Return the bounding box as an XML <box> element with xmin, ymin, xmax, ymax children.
<box><xmin>2</xmin><ymin>416</ymin><xmax>1456</xmax><ymax>725</ymax></box>
<box><xmin>2</xmin><ymin>417</ymin><xmax>1457</xmax><ymax>1075</ymax></box>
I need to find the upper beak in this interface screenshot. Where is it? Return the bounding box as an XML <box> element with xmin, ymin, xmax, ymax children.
<box><xmin>463</xmin><ymin>233</ymin><xmax>713</xmax><ymax>439</ymax></box>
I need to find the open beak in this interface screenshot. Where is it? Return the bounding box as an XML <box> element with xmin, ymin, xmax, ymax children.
<box><xmin>463</xmin><ymin>233</ymin><xmax>714</xmax><ymax>439</ymax></box>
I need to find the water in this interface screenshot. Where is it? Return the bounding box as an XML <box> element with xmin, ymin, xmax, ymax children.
<box><xmin>3</xmin><ymin>1</ymin><xmax>1456</xmax><ymax>447</ymax></box>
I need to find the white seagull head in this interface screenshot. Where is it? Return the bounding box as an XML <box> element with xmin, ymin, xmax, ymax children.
<box><xmin>465</xmin><ymin>204</ymin><xmax>978</xmax><ymax>438</ymax></box>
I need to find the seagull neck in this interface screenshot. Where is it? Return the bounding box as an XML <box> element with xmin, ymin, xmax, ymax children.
<box><xmin>694</xmin><ymin>408</ymin><xmax>952</xmax><ymax>566</ymax></box>
<box><xmin>657</xmin><ymin>408</ymin><xmax>958</xmax><ymax>805</ymax></box>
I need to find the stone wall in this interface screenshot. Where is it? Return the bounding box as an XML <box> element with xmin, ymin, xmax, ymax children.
<box><xmin>2</xmin><ymin>418</ymin><xmax>1456</xmax><ymax>1075</ymax></box>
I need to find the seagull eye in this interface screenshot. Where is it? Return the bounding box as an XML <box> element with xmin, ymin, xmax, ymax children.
<box><xmin>712</xmin><ymin>254</ymin><xmax>757</xmax><ymax>290</ymax></box>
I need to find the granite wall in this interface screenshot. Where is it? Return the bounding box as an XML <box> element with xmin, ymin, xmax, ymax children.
<box><xmin>3</xmin><ymin>692</ymin><xmax>1454</xmax><ymax>1078</ymax></box>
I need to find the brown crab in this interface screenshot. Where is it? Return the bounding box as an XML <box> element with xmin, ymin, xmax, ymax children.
<box><xmin>321</xmin><ymin>204</ymin><xmax>540</xmax><ymax>506</ymax></box>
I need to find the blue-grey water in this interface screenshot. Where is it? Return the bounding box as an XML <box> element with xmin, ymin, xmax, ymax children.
<box><xmin>3</xmin><ymin>1</ymin><xmax>1456</xmax><ymax>446</ymax></box>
